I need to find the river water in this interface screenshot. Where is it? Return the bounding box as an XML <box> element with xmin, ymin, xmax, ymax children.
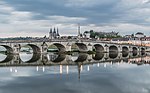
<box><xmin>0</xmin><ymin>52</ymin><xmax>150</xmax><ymax>93</ymax></box>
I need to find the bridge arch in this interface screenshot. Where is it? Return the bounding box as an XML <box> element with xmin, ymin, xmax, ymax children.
<box><xmin>28</xmin><ymin>44</ymin><xmax>41</xmax><ymax>53</ymax></box>
<box><xmin>72</xmin><ymin>43</ymin><xmax>88</xmax><ymax>52</ymax></box>
<box><xmin>0</xmin><ymin>45</ymin><xmax>14</xmax><ymax>54</ymax></box>
<box><xmin>53</xmin><ymin>43</ymin><xmax>66</xmax><ymax>52</ymax></box>
<box><xmin>21</xmin><ymin>44</ymin><xmax>41</xmax><ymax>54</ymax></box>
<box><xmin>122</xmin><ymin>46</ymin><xmax>129</xmax><ymax>53</ymax></box>
<box><xmin>141</xmin><ymin>47</ymin><xmax>145</xmax><ymax>52</ymax></box>
<box><xmin>109</xmin><ymin>45</ymin><xmax>118</xmax><ymax>53</ymax></box>
<box><xmin>132</xmin><ymin>47</ymin><xmax>138</xmax><ymax>53</ymax></box>
<box><xmin>93</xmin><ymin>44</ymin><xmax>104</xmax><ymax>52</ymax></box>
<box><xmin>141</xmin><ymin>47</ymin><xmax>145</xmax><ymax>55</ymax></box>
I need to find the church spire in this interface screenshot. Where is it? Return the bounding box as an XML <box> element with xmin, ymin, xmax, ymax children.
<box><xmin>50</xmin><ymin>28</ymin><xmax>52</xmax><ymax>33</ymax></box>
<box><xmin>53</xmin><ymin>27</ymin><xmax>56</xmax><ymax>38</ymax></box>
<box><xmin>49</xmin><ymin>28</ymin><xmax>53</xmax><ymax>39</ymax></box>
<box><xmin>53</xmin><ymin>27</ymin><xmax>56</xmax><ymax>33</ymax></box>
<box><xmin>57</xmin><ymin>27</ymin><xmax>60</xmax><ymax>36</ymax></box>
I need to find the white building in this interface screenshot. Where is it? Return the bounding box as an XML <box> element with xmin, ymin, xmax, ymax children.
<box><xmin>135</xmin><ymin>32</ymin><xmax>145</xmax><ymax>38</ymax></box>
<box><xmin>83</xmin><ymin>32</ymin><xmax>90</xmax><ymax>39</ymax></box>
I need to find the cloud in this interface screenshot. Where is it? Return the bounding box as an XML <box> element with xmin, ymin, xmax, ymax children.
<box><xmin>0</xmin><ymin>64</ymin><xmax>150</xmax><ymax>93</ymax></box>
<box><xmin>0</xmin><ymin>0</ymin><xmax>150</xmax><ymax>37</ymax></box>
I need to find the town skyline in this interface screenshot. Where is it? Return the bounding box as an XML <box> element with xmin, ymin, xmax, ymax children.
<box><xmin>0</xmin><ymin>0</ymin><xmax>150</xmax><ymax>37</ymax></box>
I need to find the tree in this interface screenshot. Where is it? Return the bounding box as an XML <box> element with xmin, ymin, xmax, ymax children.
<box><xmin>84</xmin><ymin>31</ymin><xmax>89</xmax><ymax>34</ymax></box>
<box><xmin>90</xmin><ymin>32</ymin><xmax>96</xmax><ymax>38</ymax></box>
<box><xmin>67</xmin><ymin>36</ymin><xmax>72</xmax><ymax>39</ymax></box>
<box><xmin>90</xmin><ymin>30</ymin><xmax>94</xmax><ymax>33</ymax></box>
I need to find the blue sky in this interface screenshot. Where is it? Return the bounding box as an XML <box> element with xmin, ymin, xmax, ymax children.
<box><xmin>0</xmin><ymin>0</ymin><xmax>150</xmax><ymax>37</ymax></box>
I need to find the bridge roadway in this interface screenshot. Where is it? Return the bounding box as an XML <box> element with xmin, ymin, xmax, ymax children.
<box><xmin>0</xmin><ymin>39</ymin><xmax>149</xmax><ymax>54</ymax></box>
<box><xmin>0</xmin><ymin>51</ymin><xmax>149</xmax><ymax>66</ymax></box>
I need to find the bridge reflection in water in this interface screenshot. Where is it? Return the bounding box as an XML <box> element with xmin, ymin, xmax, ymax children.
<box><xmin>1</xmin><ymin>51</ymin><xmax>150</xmax><ymax>93</ymax></box>
<box><xmin>0</xmin><ymin>51</ymin><xmax>150</xmax><ymax>81</ymax></box>
<box><xmin>0</xmin><ymin>51</ymin><xmax>149</xmax><ymax>66</ymax></box>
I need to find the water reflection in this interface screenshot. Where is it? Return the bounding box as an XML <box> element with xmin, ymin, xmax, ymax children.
<box><xmin>92</xmin><ymin>52</ymin><xmax>104</xmax><ymax>60</ymax></box>
<box><xmin>122</xmin><ymin>52</ymin><xmax>128</xmax><ymax>58</ymax></box>
<box><xmin>19</xmin><ymin>53</ymin><xmax>33</xmax><ymax>62</ymax></box>
<box><xmin>109</xmin><ymin>51</ymin><xmax>118</xmax><ymax>59</ymax></box>
<box><xmin>71</xmin><ymin>53</ymin><xmax>88</xmax><ymax>62</ymax></box>
<box><xmin>0</xmin><ymin>53</ymin><xmax>13</xmax><ymax>63</ymax></box>
<box><xmin>19</xmin><ymin>53</ymin><xmax>41</xmax><ymax>63</ymax></box>
<box><xmin>0</xmin><ymin>52</ymin><xmax>149</xmax><ymax>66</ymax></box>
<box><xmin>41</xmin><ymin>54</ymin><xmax>48</xmax><ymax>64</ymax></box>
<box><xmin>132</xmin><ymin>52</ymin><xmax>138</xmax><ymax>57</ymax></box>
<box><xmin>0</xmin><ymin>52</ymin><xmax>150</xmax><ymax>93</ymax></box>
<box><xmin>141</xmin><ymin>52</ymin><xmax>146</xmax><ymax>56</ymax></box>
<box><xmin>49</xmin><ymin>53</ymin><xmax>66</xmax><ymax>63</ymax></box>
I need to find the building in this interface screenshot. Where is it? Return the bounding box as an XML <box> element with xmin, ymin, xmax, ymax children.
<box><xmin>135</xmin><ymin>32</ymin><xmax>145</xmax><ymax>38</ymax></box>
<box><xmin>49</xmin><ymin>27</ymin><xmax>60</xmax><ymax>39</ymax></box>
<box><xmin>56</xmin><ymin>28</ymin><xmax>60</xmax><ymax>38</ymax></box>
<box><xmin>83</xmin><ymin>30</ymin><xmax>120</xmax><ymax>39</ymax></box>
<box><xmin>141</xmin><ymin>37</ymin><xmax>150</xmax><ymax>46</ymax></box>
<box><xmin>97</xmin><ymin>31</ymin><xmax>119</xmax><ymax>37</ymax></box>
<box><xmin>112</xmin><ymin>32</ymin><xmax>150</xmax><ymax>46</ymax></box>
<box><xmin>83</xmin><ymin>31</ymin><xmax>90</xmax><ymax>39</ymax></box>
<box><xmin>124</xmin><ymin>34</ymin><xmax>134</xmax><ymax>38</ymax></box>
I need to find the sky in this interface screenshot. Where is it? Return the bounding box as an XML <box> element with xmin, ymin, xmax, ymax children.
<box><xmin>0</xmin><ymin>0</ymin><xmax>150</xmax><ymax>37</ymax></box>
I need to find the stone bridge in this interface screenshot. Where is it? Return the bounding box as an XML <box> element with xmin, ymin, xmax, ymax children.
<box><xmin>0</xmin><ymin>40</ymin><xmax>149</xmax><ymax>54</ymax></box>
